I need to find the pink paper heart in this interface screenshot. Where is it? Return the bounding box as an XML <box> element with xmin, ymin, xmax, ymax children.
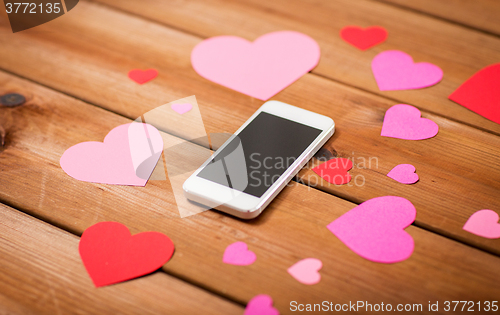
<box><xmin>463</xmin><ymin>210</ymin><xmax>500</xmax><ymax>239</ymax></box>
<box><xmin>60</xmin><ymin>123</ymin><xmax>163</xmax><ymax>186</ymax></box>
<box><xmin>287</xmin><ymin>258</ymin><xmax>322</xmax><ymax>285</ymax></box>
<box><xmin>372</xmin><ymin>50</ymin><xmax>443</xmax><ymax>91</ymax></box>
<box><xmin>191</xmin><ymin>31</ymin><xmax>320</xmax><ymax>100</ymax></box>
<box><xmin>387</xmin><ymin>164</ymin><xmax>419</xmax><ymax>184</ymax></box>
<box><xmin>381</xmin><ymin>104</ymin><xmax>439</xmax><ymax>140</ymax></box>
<box><xmin>327</xmin><ymin>196</ymin><xmax>416</xmax><ymax>263</ymax></box>
<box><xmin>222</xmin><ymin>242</ymin><xmax>256</xmax><ymax>266</ymax></box>
<box><xmin>244</xmin><ymin>295</ymin><xmax>279</xmax><ymax>315</ymax></box>
<box><xmin>171</xmin><ymin>103</ymin><xmax>192</xmax><ymax>115</ymax></box>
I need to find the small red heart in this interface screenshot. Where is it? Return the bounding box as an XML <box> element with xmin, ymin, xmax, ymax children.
<box><xmin>312</xmin><ymin>158</ymin><xmax>352</xmax><ymax>185</ymax></box>
<box><xmin>449</xmin><ymin>63</ymin><xmax>500</xmax><ymax>124</ymax></box>
<box><xmin>128</xmin><ymin>69</ymin><xmax>158</xmax><ymax>84</ymax></box>
<box><xmin>340</xmin><ymin>26</ymin><xmax>388</xmax><ymax>50</ymax></box>
<box><xmin>79</xmin><ymin>222</ymin><xmax>174</xmax><ymax>287</ymax></box>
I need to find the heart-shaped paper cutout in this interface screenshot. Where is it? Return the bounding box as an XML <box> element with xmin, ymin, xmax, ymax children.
<box><xmin>449</xmin><ymin>63</ymin><xmax>500</xmax><ymax>124</ymax></box>
<box><xmin>79</xmin><ymin>222</ymin><xmax>175</xmax><ymax>287</ymax></box>
<box><xmin>60</xmin><ymin>123</ymin><xmax>163</xmax><ymax>186</ymax></box>
<box><xmin>287</xmin><ymin>258</ymin><xmax>322</xmax><ymax>285</ymax></box>
<box><xmin>223</xmin><ymin>241</ymin><xmax>256</xmax><ymax>266</ymax></box>
<box><xmin>381</xmin><ymin>104</ymin><xmax>439</xmax><ymax>140</ymax></box>
<box><xmin>244</xmin><ymin>295</ymin><xmax>279</xmax><ymax>315</ymax></box>
<box><xmin>312</xmin><ymin>158</ymin><xmax>352</xmax><ymax>185</ymax></box>
<box><xmin>327</xmin><ymin>196</ymin><xmax>416</xmax><ymax>263</ymax></box>
<box><xmin>171</xmin><ymin>103</ymin><xmax>192</xmax><ymax>115</ymax></box>
<box><xmin>340</xmin><ymin>26</ymin><xmax>388</xmax><ymax>50</ymax></box>
<box><xmin>128</xmin><ymin>69</ymin><xmax>158</xmax><ymax>84</ymax></box>
<box><xmin>463</xmin><ymin>210</ymin><xmax>500</xmax><ymax>239</ymax></box>
<box><xmin>387</xmin><ymin>164</ymin><xmax>419</xmax><ymax>184</ymax></box>
<box><xmin>372</xmin><ymin>50</ymin><xmax>443</xmax><ymax>91</ymax></box>
<box><xmin>191</xmin><ymin>31</ymin><xmax>320</xmax><ymax>100</ymax></box>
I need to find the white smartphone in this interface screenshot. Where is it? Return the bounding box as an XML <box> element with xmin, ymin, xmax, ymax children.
<box><xmin>183</xmin><ymin>100</ymin><xmax>335</xmax><ymax>219</ymax></box>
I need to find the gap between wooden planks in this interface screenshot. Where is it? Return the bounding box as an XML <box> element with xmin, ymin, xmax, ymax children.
<box><xmin>1</xmin><ymin>71</ymin><xmax>500</xmax><ymax>314</ymax></box>
<box><xmin>0</xmin><ymin>1</ymin><xmax>499</xmax><ymax>254</ymax></box>
<box><xmin>90</xmin><ymin>0</ymin><xmax>500</xmax><ymax>135</ymax></box>
<box><xmin>374</xmin><ymin>0</ymin><xmax>500</xmax><ymax>36</ymax></box>
<box><xmin>0</xmin><ymin>203</ymin><xmax>244</xmax><ymax>315</ymax></box>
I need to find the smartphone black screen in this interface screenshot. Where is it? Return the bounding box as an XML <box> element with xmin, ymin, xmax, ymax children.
<box><xmin>197</xmin><ymin>112</ymin><xmax>322</xmax><ymax>197</ymax></box>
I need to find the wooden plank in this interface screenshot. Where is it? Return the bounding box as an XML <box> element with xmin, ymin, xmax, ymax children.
<box><xmin>0</xmin><ymin>1</ymin><xmax>499</xmax><ymax>254</ymax></box>
<box><xmin>376</xmin><ymin>0</ymin><xmax>500</xmax><ymax>36</ymax></box>
<box><xmin>90</xmin><ymin>0</ymin><xmax>500</xmax><ymax>134</ymax></box>
<box><xmin>0</xmin><ymin>204</ymin><xmax>243</xmax><ymax>315</ymax></box>
<box><xmin>1</xmin><ymin>71</ymin><xmax>500</xmax><ymax>314</ymax></box>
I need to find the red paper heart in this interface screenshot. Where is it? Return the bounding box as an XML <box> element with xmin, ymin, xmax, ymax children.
<box><xmin>340</xmin><ymin>26</ymin><xmax>388</xmax><ymax>50</ymax></box>
<box><xmin>312</xmin><ymin>158</ymin><xmax>352</xmax><ymax>185</ymax></box>
<box><xmin>128</xmin><ymin>69</ymin><xmax>158</xmax><ymax>84</ymax></box>
<box><xmin>449</xmin><ymin>63</ymin><xmax>500</xmax><ymax>124</ymax></box>
<box><xmin>79</xmin><ymin>222</ymin><xmax>174</xmax><ymax>287</ymax></box>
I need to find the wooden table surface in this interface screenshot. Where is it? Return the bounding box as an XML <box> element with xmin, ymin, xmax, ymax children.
<box><xmin>0</xmin><ymin>0</ymin><xmax>499</xmax><ymax>314</ymax></box>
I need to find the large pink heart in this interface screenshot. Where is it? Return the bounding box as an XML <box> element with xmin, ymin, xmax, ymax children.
<box><xmin>60</xmin><ymin>123</ymin><xmax>163</xmax><ymax>186</ymax></box>
<box><xmin>381</xmin><ymin>104</ymin><xmax>439</xmax><ymax>140</ymax></box>
<box><xmin>191</xmin><ymin>31</ymin><xmax>320</xmax><ymax>100</ymax></box>
<box><xmin>372</xmin><ymin>50</ymin><xmax>443</xmax><ymax>91</ymax></box>
<box><xmin>327</xmin><ymin>196</ymin><xmax>416</xmax><ymax>263</ymax></box>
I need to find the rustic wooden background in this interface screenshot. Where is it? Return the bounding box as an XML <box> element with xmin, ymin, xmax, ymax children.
<box><xmin>0</xmin><ymin>0</ymin><xmax>499</xmax><ymax>314</ymax></box>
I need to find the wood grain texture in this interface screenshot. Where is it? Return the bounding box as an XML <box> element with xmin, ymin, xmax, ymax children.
<box><xmin>90</xmin><ymin>0</ymin><xmax>500</xmax><ymax>134</ymax></box>
<box><xmin>1</xmin><ymin>71</ymin><xmax>500</xmax><ymax>314</ymax></box>
<box><xmin>376</xmin><ymin>0</ymin><xmax>500</xmax><ymax>36</ymax></box>
<box><xmin>0</xmin><ymin>203</ymin><xmax>243</xmax><ymax>315</ymax></box>
<box><xmin>0</xmin><ymin>1</ymin><xmax>498</xmax><ymax>254</ymax></box>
